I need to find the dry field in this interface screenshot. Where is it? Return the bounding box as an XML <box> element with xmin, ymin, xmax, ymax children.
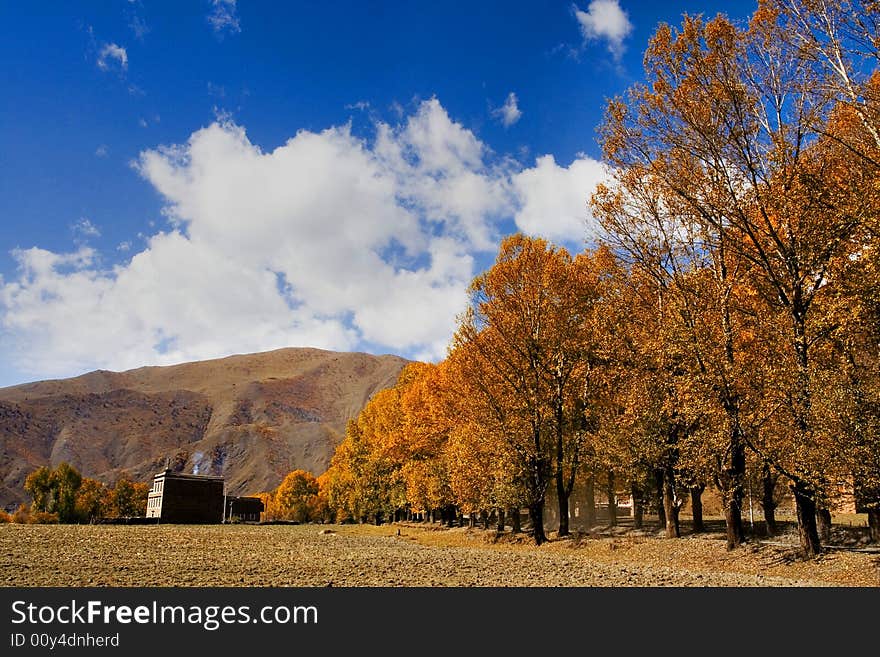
<box><xmin>1</xmin><ymin>522</ymin><xmax>878</xmax><ymax>587</ymax></box>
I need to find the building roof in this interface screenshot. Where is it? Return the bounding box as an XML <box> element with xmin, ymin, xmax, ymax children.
<box><xmin>153</xmin><ymin>469</ymin><xmax>224</xmax><ymax>482</ymax></box>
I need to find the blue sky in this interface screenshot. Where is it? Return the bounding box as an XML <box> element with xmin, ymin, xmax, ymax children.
<box><xmin>0</xmin><ymin>1</ymin><xmax>753</xmax><ymax>387</ymax></box>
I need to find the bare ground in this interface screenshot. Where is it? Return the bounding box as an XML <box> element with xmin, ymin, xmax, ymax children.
<box><xmin>1</xmin><ymin>522</ymin><xmax>878</xmax><ymax>587</ymax></box>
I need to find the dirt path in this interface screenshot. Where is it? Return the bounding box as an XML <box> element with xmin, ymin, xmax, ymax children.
<box><xmin>1</xmin><ymin>523</ymin><xmax>877</xmax><ymax>587</ymax></box>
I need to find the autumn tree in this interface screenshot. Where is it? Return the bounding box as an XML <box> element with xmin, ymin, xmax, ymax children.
<box><xmin>817</xmin><ymin>238</ymin><xmax>880</xmax><ymax>541</ymax></box>
<box><xmin>275</xmin><ymin>469</ymin><xmax>320</xmax><ymax>522</ymax></box>
<box><xmin>771</xmin><ymin>0</ymin><xmax>880</xmax><ymax>540</ymax></box>
<box><xmin>323</xmin><ymin>392</ymin><xmax>406</xmax><ymax>525</ymax></box>
<box><xmin>24</xmin><ymin>462</ymin><xmax>83</xmax><ymax>523</ymax></box>
<box><xmin>52</xmin><ymin>462</ymin><xmax>83</xmax><ymax>523</ymax></box>
<box><xmin>74</xmin><ymin>478</ymin><xmax>110</xmax><ymax>523</ymax></box>
<box><xmin>393</xmin><ymin>362</ymin><xmax>456</xmax><ymax>522</ymax></box>
<box><xmin>770</xmin><ymin>0</ymin><xmax>880</xmax><ymax>158</ymax></box>
<box><xmin>256</xmin><ymin>491</ymin><xmax>279</xmax><ymax>521</ymax></box>
<box><xmin>24</xmin><ymin>466</ymin><xmax>54</xmax><ymax>514</ymax></box>
<box><xmin>111</xmin><ymin>477</ymin><xmax>148</xmax><ymax>517</ymax></box>
<box><xmin>313</xmin><ymin>473</ymin><xmax>335</xmax><ymax>523</ymax></box>
<box><xmin>451</xmin><ymin>235</ymin><xmax>599</xmax><ymax>542</ymax></box>
<box><xmin>440</xmin><ymin>358</ymin><xmax>527</xmax><ymax>531</ymax></box>
<box><xmin>594</xmin><ymin>4</ymin><xmax>878</xmax><ymax>555</ymax></box>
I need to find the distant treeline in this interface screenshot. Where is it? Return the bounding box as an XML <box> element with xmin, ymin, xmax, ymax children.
<box><xmin>3</xmin><ymin>462</ymin><xmax>149</xmax><ymax>524</ymax></box>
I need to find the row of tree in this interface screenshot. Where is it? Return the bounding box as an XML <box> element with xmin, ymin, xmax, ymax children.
<box><xmin>322</xmin><ymin>0</ymin><xmax>880</xmax><ymax>555</ymax></box>
<box><xmin>18</xmin><ymin>462</ymin><xmax>149</xmax><ymax>523</ymax></box>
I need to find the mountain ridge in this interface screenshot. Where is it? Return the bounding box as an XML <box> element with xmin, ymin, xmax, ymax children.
<box><xmin>0</xmin><ymin>347</ymin><xmax>409</xmax><ymax>509</ymax></box>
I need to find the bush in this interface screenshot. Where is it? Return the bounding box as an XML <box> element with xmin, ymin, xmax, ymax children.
<box><xmin>0</xmin><ymin>510</ymin><xmax>11</xmax><ymax>523</ymax></box>
<box><xmin>12</xmin><ymin>504</ymin><xmax>30</xmax><ymax>523</ymax></box>
<box><xmin>29</xmin><ymin>511</ymin><xmax>59</xmax><ymax>524</ymax></box>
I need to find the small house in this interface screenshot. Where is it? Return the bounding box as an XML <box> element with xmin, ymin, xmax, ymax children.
<box><xmin>146</xmin><ymin>469</ymin><xmax>265</xmax><ymax>523</ymax></box>
<box><xmin>146</xmin><ymin>469</ymin><xmax>225</xmax><ymax>523</ymax></box>
<box><xmin>227</xmin><ymin>496</ymin><xmax>264</xmax><ymax>522</ymax></box>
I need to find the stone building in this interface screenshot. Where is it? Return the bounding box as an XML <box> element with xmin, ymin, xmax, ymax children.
<box><xmin>227</xmin><ymin>495</ymin><xmax>264</xmax><ymax>522</ymax></box>
<box><xmin>146</xmin><ymin>469</ymin><xmax>265</xmax><ymax>523</ymax></box>
<box><xmin>146</xmin><ymin>470</ymin><xmax>225</xmax><ymax>523</ymax></box>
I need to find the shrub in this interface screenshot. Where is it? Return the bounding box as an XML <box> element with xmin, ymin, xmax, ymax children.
<box><xmin>12</xmin><ymin>504</ymin><xmax>30</xmax><ymax>523</ymax></box>
<box><xmin>29</xmin><ymin>511</ymin><xmax>59</xmax><ymax>524</ymax></box>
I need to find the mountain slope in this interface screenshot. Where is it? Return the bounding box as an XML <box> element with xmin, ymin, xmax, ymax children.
<box><xmin>0</xmin><ymin>348</ymin><xmax>408</xmax><ymax>509</ymax></box>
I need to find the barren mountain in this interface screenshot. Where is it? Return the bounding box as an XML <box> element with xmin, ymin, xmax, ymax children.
<box><xmin>0</xmin><ymin>348</ymin><xmax>408</xmax><ymax>509</ymax></box>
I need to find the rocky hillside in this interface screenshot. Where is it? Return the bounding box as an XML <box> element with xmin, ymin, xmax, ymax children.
<box><xmin>0</xmin><ymin>348</ymin><xmax>408</xmax><ymax>509</ymax></box>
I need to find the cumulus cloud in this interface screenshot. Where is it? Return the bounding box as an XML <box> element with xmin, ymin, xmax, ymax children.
<box><xmin>97</xmin><ymin>43</ymin><xmax>128</xmax><ymax>72</ymax></box>
<box><xmin>492</xmin><ymin>92</ymin><xmax>522</xmax><ymax>128</ymax></box>
<box><xmin>512</xmin><ymin>154</ymin><xmax>607</xmax><ymax>244</ymax></box>
<box><xmin>0</xmin><ymin>100</ymin><xmax>608</xmax><ymax>382</ymax></box>
<box><xmin>207</xmin><ymin>0</ymin><xmax>241</xmax><ymax>37</ymax></box>
<box><xmin>95</xmin><ymin>145</ymin><xmax>109</xmax><ymax>158</ymax></box>
<box><xmin>574</xmin><ymin>0</ymin><xmax>633</xmax><ymax>60</ymax></box>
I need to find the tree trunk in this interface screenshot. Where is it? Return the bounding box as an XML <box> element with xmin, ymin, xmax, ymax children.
<box><xmin>511</xmin><ymin>508</ymin><xmax>521</xmax><ymax>533</ymax></box>
<box><xmin>690</xmin><ymin>485</ymin><xmax>705</xmax><ymax>533</ymax></box>
<box><xmin>584</xmin><ymin>475</ymin><xmax>596</xmax><ymax>528</ymax></box>
<box><xmin>468</xmin><ymin>513</ymin><xmax>476</xmax><ymax>529</ymax></box>
<box><xmin>481</xmin><ymin>509</ymin><xmax>491</xmax><ymax>530</ymax></box>
<box><xmin>529</xmin><ymin>502</ymin><xmax>547</xmax><ymax>545</ymax></box>
<box><xmin>869</xmin><ymin>509</ymin><xmax>879</xmax><ymax>543</ymax></box>
<box><xmin>663</xmin><ymin>468</ymin><xmax>680</xmax><ymax>539</ymax></box>
<box><xmin>762</xmin><ymin>464</ymin><xmax>778</xmax><ymax>537</ymax></box>
<box><xmin>555</xmin><ymin>398</ymin><xmax>570</xmax><ymax>537</ymax></box>
<box><xmin>446</xmin><ymin>505</ymin><xmax>456</xmax><ymax>528</ymax></box>
<box><xmin>375</xmin><ymin>512</ymin><xmax>382</xmax><ymax>526</ymax></box>
<box><xmin>790</xmin><ymin>314</ymin><xmax>822</xmax><ymax>558</ymax></box>
<box><xmin>631</xmin><ymin>484</ymin><xmax>643</xmax><ymax>530</ymax></box>
<box><xmin>793</xmin><ymin>481</ymin><xmax>822</xmax><ymax>557</ymax></box>
<box><xmin>723</xmin><ymin>492</ymin><xmax>744</xmax><ymax>549</ymax></box>
<box><xmin>496</xmin><ymin>509</ymin><xmax>506</xmax><ymax>533</ymax></box>
<box><xmin>606</xmin><ymin>470</ymin><xmax>617</xmax><ymax>527</ymax></box>
<box><xmin>557</xmin><ymin>478</ymin><xmax>570</xmax><ymax>537</ymax></box>
<box><xmin>723</xmin><ymin>433</ymin><xmax>746</xmax><ymax>549</ymax></box>
<box><xmin>817</xmin><ymin>507</ymin><xmax>832</xmax><ymax>544</ymax></box>
<box><xmin>655</xmin><ymin>469</ymin><xmax>666</xmax><ymax>529</ymax></box>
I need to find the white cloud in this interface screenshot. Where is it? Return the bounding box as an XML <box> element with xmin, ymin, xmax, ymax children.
<box><xmin>511</xmin><ymin>154</ymin><xmax>607</xmax><ymax>244</ymax></box>
<box><xmin>492</xmin><ymin>92</ymin><xmax>522</xmax><ymax>128</ymax></box>
<box><xmin>0</xmin><ymin>100</ymin><xmax>610</xmax><ymax>382</ymax></box>
<box><xmin>574</xmin><ymin>0</ymin><xmax>633</xmax><ymax>60</ymax></box>
<box><xmin>97</xmin><ymin>43</ymin><xmax>128</xmax><ymax>72</ymax></box>
<box><xmin>71</xmin><ymin>218</ymin><xmax>101</xmax><ymax>239</ymax></box>
<box><xmin>95</xmin><ymin>145</ymin><xmax>109</xmax><ymax>158</ymax></box>
<box><xmin>128</xmin><ymin>13</ymin><xmax>149</xmax><ymax>41</ymax></box>
<box><xmin>207</xmin><ymin>0</ymin><xmax>241</xmax><ymax>36</ymax></box>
